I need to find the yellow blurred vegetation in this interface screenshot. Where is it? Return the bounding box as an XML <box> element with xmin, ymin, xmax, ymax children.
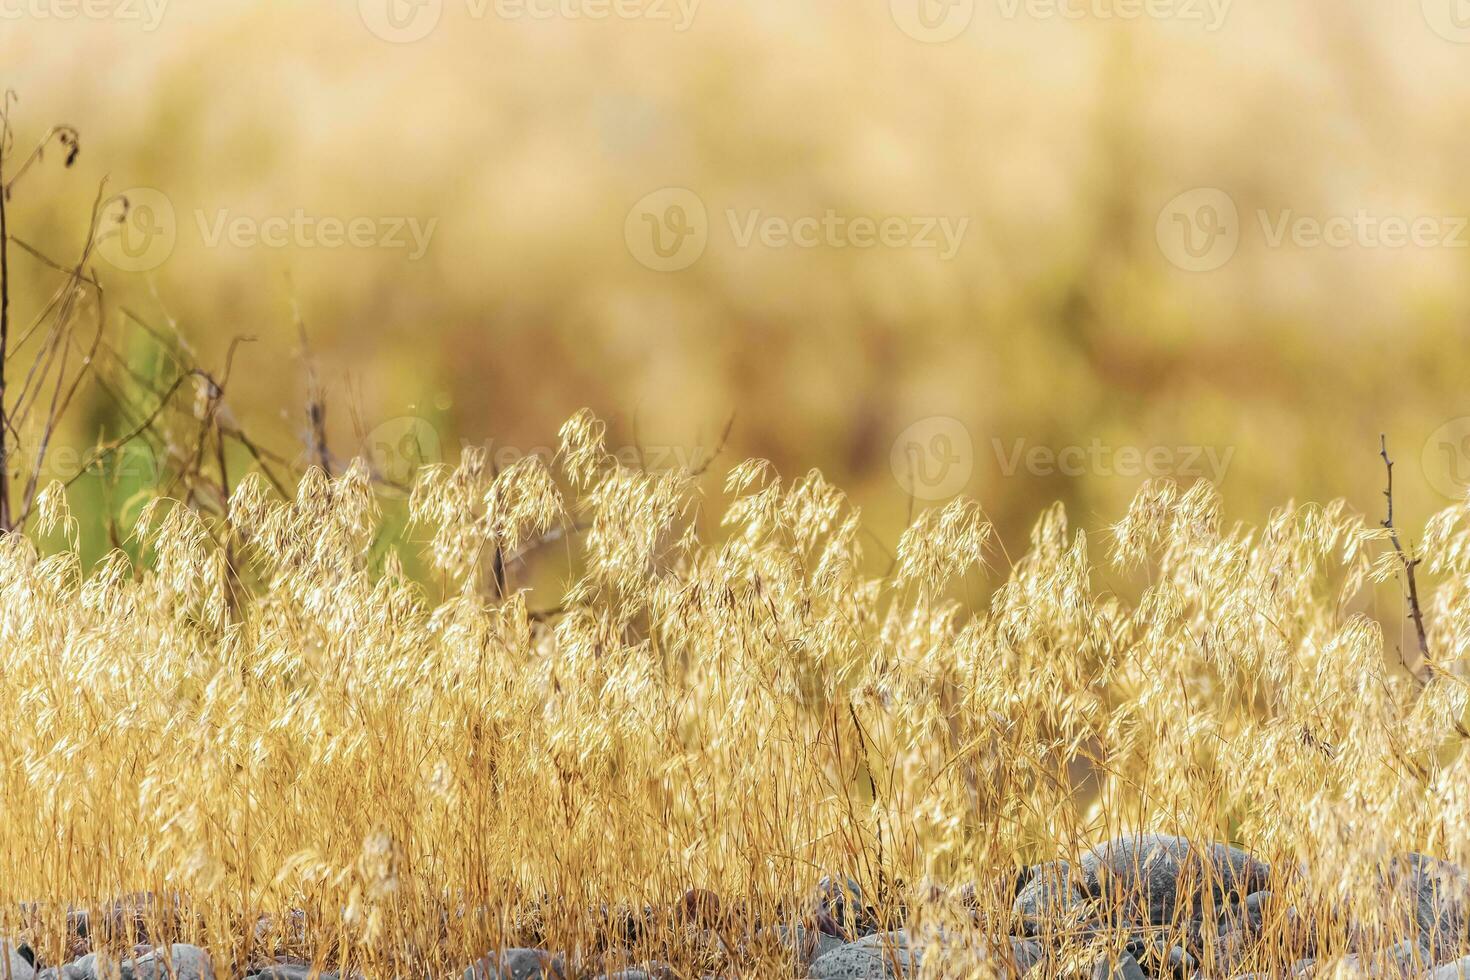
<box><xmin>3</xmin><ymin>0</ymin><xmax>1470</xmax><ymax>551</ymax></box>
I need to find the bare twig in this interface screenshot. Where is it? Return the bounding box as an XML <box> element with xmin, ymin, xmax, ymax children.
<box><xmin>1379</xmin><ymin>434</ymin><xmax>1430</xmax><ymax>681</ymax></box>
<box><xmin>505</xmin><ymin>522</ymin><xmax>587</xmax><ymax>566</ymax></box>
<box><xmin>293</xmin><ymin>296</ymin><xmax>331</xmax><ymax>476</ymax></box>
<box><xmin>220</xmin><ymin>426</ymin><xmax>291</xmax><ymax>500</ymax></box>
<box><xmin>1</xmin><ymin>91</ymin><xmax>16</xmax><ymax>530</ymax></box>
<box><xmin>0</xmin><ymin>97</ymin><xmax>83</xmax><ymax>532</ymax></box>
<box><xmin>60</xmin><ymin>371</ymin><xmax>197</xmax><ymax>490</ymax></box>
<box><xmin>1</xmin><ymin>122</ymin><xmax>80</xmax><ymax>195</ymax></box>
<box><xmin>689</xmin><ymin>412</ymin><xmax>736</xmax><ymax>477</ymax></box>
<box><xmin>16</xmin><ymin>184</ymin><xmax>109</xmax><ymax>527</ymax></box>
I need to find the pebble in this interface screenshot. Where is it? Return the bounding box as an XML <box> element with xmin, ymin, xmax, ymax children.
<box><xmin>244</xmin><ymin>966</ymin><xmax>339</xmax><ymax>980</ymax></box>
<box><xmin>1217</xmin><ymin>890</ymin><xmax>1270</xmax><ymax>937</ymax></box>
<box><xmin>807</xmin><ymin>930</ymin><xmax>1040</xmax><ymax>979</ymax></box>
<box><xmin>1090</xmin><ymin>952</ymin><xmax>1145</xmax><ymax>980</ymax></box>
<box><xmin>463</xmin><ymin>948</ymin><xmax>566</xmax><ymax>980</ymax></box>
<box><xmin>135</xmin><ymin>945</ymin><xmax>215</xmax><ymax>980</ymax></box>
<box><xmin>589</xmin><ymin>958</ymin><xmax>672</xmax><ymax>980</ymax></box>
<box><xmin>1124</xmin><ymin>937</ymin><xmax>1192</xmax><ymax>977</ymax></box>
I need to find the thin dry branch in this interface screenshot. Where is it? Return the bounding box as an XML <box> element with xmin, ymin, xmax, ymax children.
<box><xmin>0</xmin><ymin>96</ymin><xmax>12</xmax><ymax>531</ymax></box>
<box><xmin>1379</xmin><ymin>434</ymin><xmax>1431</xmax><ymax>681</ymax></box>
<box><xmin>294</xmin><ymin>297</ymin><xmax>332</xmax><ymax>476</ymax></box>
<box><xmin>0</xmin><ymin>99</ymin><xmax>83</xmax><ymax>532</ymax></box>
<box><xmin>16</xmin><ymin>185</ymin><xmax>110</xmax><ymax>526</ymax></box>
<box><xmin>689</xmin><ymin>412</ymin><xmax>736</xmax><ymax>478</ymax></box>
<box><xmin>60</xmin><ymin>371</ymin><xmax>197</xmax><ymax>491</ymax></box>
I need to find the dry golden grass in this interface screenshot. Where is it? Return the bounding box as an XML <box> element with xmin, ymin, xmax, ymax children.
<box><xmin>1</xmin><ymin>410</ymin><xmax>1468</xmax><ymax>978</ymax></box>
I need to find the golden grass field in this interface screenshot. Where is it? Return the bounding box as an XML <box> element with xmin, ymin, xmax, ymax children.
<box><xmin>4</xmin><ymin>1</ymin><xmax>1470</xmax><ymax>977</ymax></box>
<box><xmin>0</xmin><ymin>410</ymin><xmax>1467</xmax><ymax>977</ymax></box>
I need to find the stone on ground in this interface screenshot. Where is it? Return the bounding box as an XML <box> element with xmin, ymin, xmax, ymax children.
<box><xmin>1014</xmin><ymin>861</ymin><xmax>1089</xmax><ymax>933</ymax></box>
<box><xmin>1081</xmin><ymin>834</ymin><xmax>1271</xmax><ymax>926</ymax></box>
<box><xmin>464</xmin><ymin>948</ymin><xmax>566</xmax><ymax>980</ymax></box>
<box><xmin>1428</xmin><ymin>955</ymin><xmax>1470</xmax><ymax>978</ymax></box>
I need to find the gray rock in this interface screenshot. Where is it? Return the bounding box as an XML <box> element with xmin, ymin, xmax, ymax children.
<box><xmin>1244</xmin><ymin>890</ymin><xmax>1270</xmax><ymax>922</ymax></box>
<box><xmin>59</xmin><ymin>952</ymin><xmax>132</xmax><ymax>980</ymax></box>
<box><xmin>765</xmin><ymin>923</ymin><xmax>845</xmax><ymax>967</ymax></box>
<box><xmin>56</xmin><ymin>953</ymin><xmax>96</xmax><ymax>980</ymax></box>
<box><xmin>928</xmin><ymin>940</ymin><xmax>1041</xmax><ymax>978</ymax></box>
<box><xmin>807</xmin><ymin>932</ymin><xmax>1039</xmax><ymax>979</ymax></box>
<box><xmin>1329</xmin><ymin>954</ymin><xmax>1381</xmax><ymax>978</ymax></box>
<box><xmin>1218</xmin><ymin>890</ymin><xmax>1270</xmax><ymax>936</ymax></box>
<box><xmin>1007</xmin><ymin>938</ymin><xmax>1044</xmax><ymax>975</ymax></box>
<box><xmin>464</xmin><ymin>949</ymin><xmax>566</xmax><ymax>980</ymax></box>
<box><xmin>808</xmin><ymin>938</ymin><xmax>917</xmax><ymax>980</ymax></box>
<box><xmin>1273</xmin><ymin>904</ymin><xmax>1317</xmax><ymax>961</ymax></box>
<box><xmin>1384</xmin><ymin>938</ymin><xmax>1430</xmax><ymax>974</ymax></box>
<box><xmin>62</xmin><ymin>947</ymin><xmax>209</xmax><ymax>980</ymax></box>
<box><xmin>1081</xmin><ymin>834</ymin><xmax>1271</xmax><ymax>926</ymax></box>
<box><xmin>591</xmin><ymin>960</ymin><xmax>672</xmax><ymax>980</ymax></box>
<box><xmin>1374</xmin><ymin>853</ymin><xmax>1469</xmax><ymax>961</ymax></box>
<box><xmin>1013</xmin><ymin>860</ymin><xmax>1088</xmax><ymax>932</ymax></box>
<box><xmin>83</xmin><ymin>893</ymin><xmax>191</xmax><ymax>947</ymax></box>
<box><xmin>245</xmin><ymin>965</ymin><xmax>339</xmax><ymax>980</ymax></box>
<box><xmin>816</xmin><ymin>876</ymin><xmax>880</xmax><ymax>939</ymax></box>
<box><xmin>1147</xmin><ymin>943</ymin><xmax>1194</xmax><ymax>977</ymax></box>
<box><xmin>1090</xmin><ymin>952</ymin><xmax>1145</xmax><ymax>980</ymax></box>
<box><xmin>590</xmin><ymin>969</ymin><xmax>676</xmax><ymax>980</ymax></box>
<box><xmin>1428</xmin><ymin>955</ymin><xmax>1470</xmax><ymax>978</ymax></box>
<box><xmin>1329</xmin><ymin>942</ymin><xmax>1425</xmax><ymax>979</ymax></box>
<box><xmin>133</xmin><ymin>945</ymin><xmax>214</xmax><ymax>980</ymax></box>
<box><xmin>1196</xmin><ymin>923</ymin><xmax>1251</xmax><ymax>976</ymax></box>
<box><xmin>3</xmin><ymin>941</ymin><xmax>36</xmax><ymax>980</ymax></box>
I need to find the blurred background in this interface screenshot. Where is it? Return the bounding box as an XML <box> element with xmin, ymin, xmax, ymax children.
<box><xmin>3</xmin><ymin>0</ymin><xmax>1470</xmax><ymax>564</ymax></box>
